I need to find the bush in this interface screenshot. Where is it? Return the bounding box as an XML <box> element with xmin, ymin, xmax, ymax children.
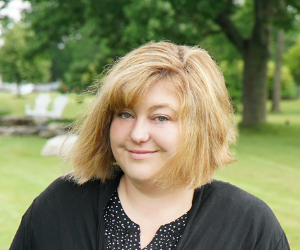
<box><xmin>267</xmin><ymin>62</ymin><xmax>298</xmax><ymax>99</ymax></box>
<box><xmin>284</xmin><ymin>35</ymin><xmax>300</xmax><ymax>86</ymax></box>
<box><xmin>219</xmin><ymin>60</ymin><xmax>243</xmax><ymax>111</ymax></box>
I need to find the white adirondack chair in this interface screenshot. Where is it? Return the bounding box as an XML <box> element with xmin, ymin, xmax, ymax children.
<box><xmin>46</xmin><ymin>95</ymin><xmax>69</xmax><ymax>119</ymax></box>
<box><xmin>25</xmin><ymin>93</ymin><xmax>51</xmax><ymax>116</ymax></box>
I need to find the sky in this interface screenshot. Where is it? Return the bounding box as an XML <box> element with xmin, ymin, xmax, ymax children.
<box><xmin>0</xmin><ymin>0</ymin><xmax>30</xmax><ymax>22</ymax></box>
<box><xmin>0</xmin><ymin>0</ymin><xmax>30</xmax><ymax>46</ymax></box>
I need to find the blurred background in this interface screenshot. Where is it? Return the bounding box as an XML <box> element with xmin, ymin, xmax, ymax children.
<box><xmin>0</xmin><ymin>0</ymin><xmax>299</xmax><ymax>249</ymax></box>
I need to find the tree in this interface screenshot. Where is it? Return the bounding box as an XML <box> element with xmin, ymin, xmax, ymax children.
<box><xmin>0</xmin><ymin>23</ymin><xmax>51</xmax><ymax>96</ymax></box>
<box><xmin>271</xmin><ymin>29</ymin><xmax>284</xmax><ymax>112</ymax></box>
<box><xmin>267</xmin><ymin>61</ymin><xmax>297</xmax><ymax>99</ymax></box>
<box><xmin>211</xmin><ymin>1</ymin><xmax>272</xmax><ymax>125</ymax></box>
<box><xmin>22</xmin><ymin>0</ymin><xmax>300</xmax><ymax>125</ymax></box>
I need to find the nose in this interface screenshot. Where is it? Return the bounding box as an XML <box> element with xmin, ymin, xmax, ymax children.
<box><xmin>130</xmin><ymin>118</ymin><xmax>150</xmax><ymax>144</ymax></box>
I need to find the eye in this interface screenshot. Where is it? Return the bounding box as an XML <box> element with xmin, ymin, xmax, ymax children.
<box><xmin>155</xmin><ymin>116</ymin><xmax>168</xmax><ymax>122</ymax></box>
<box><xmin>118</xmin><ymin>112</ymin><xmax>133</xmax><ymax>119</ymax></box>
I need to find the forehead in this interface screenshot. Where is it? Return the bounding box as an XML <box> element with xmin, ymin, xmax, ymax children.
<box><xmin>109</xmin><ymin>75</ymin><xmax>184</xmax><ymax>112</ymax></box>
<box><xmin>139</xmin><ymin>80</ymin><xmax>180</xmax><ymax>110</ymax></box>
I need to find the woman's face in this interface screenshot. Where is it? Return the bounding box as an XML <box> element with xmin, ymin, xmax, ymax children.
<box><xmin>110</xmin><ymin>81</ymin><xmax>181</xmax><ymax>184</ymax></box>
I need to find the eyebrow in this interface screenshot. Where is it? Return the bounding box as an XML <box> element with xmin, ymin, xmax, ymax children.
<box><xmin>148</xmin><ymin>104</ymin><xmax>178</xmax><ymax>113</ymax></box>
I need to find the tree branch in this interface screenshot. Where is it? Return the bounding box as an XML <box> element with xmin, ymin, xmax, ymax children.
<box><xmin>214</xmin><ymin>11</ymin><xmax>246</xmax><ymax>55</ymax></box>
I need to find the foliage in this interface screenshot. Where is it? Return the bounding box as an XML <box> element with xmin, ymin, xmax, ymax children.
<box><xmin>0</xmin><ymin>23</ymin><xmax>52</xmax><ymax>88</ymax></box>
<box><xmin>63</xmin><ymin>62</ymin><xmax>98</xmax><ymax>93</ymax></box>
<box><xmin>230</xmin><ymin>0</ymin><xmax>254</xmax><ymax>39</ymax></box>
<box><xmin>21</xmin><ymin>0</ymin><xmax>224</xmax><ymax>91</ymax></box>
<box><xmin>59</xmin><ymin>22</ymin><xmax>102</xmax><ymax>92</ymax></box>
<box><xmin>49</xmin><ymin>46</ymin><xmax>73</xmax><ymax>82</ymax></box>
<box><xmin>219</xmin><ymin>60</ymin><xmax>243</xmax><ymax>110</ymax></box>
<box><xmin>284</xmin><ymin>35</ymin><xmax>300</xmax><ymax>86</ymax></box>
<box><xmin>267</xmin><ymin>61</ymin><xmax>298</xmax><ymax>99</ymax></box>
<box><xmin>21</xmin><ymin>0</ymin><xmax>300</xmax><ymax>125</ymax></box>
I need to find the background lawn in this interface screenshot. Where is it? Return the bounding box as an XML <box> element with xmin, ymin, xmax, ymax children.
<box><xmin>217</xmin><ymin>124</ymin><xmax>300</xmax><ymax>248</ymax></box>
<box><xmin>0</xmin><ymin>92</ymin><xmax>299</xmax><ymax>249</ymax></box>
<box><xmin>0</xmin><ymin>136</ymin><xmax>62</xmax><ymax>249</ymax></box>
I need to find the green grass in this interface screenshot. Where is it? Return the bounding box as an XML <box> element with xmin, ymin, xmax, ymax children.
<box><xmin>219</xmin><ymin>100</ymin><xmax>300</xmax><ymax>248</ymax></box>
<box><xmin>0</xmin><ymin>136</ymin><xmax>62</xmax><ymax>249</ymax></box>
<box><xmin>0</xmin><ymin>92</ymin><xmax>300</xmax><ymax>249</ymax></box>
<box><xmin>235</xmin><ymin>99</ymin><xmax>300</xmax><ymax>125</ymax></box>
<box><xmin>217</xmin><ymin>124</ymin><xmax>300</xmax><ymax>249</ymax></box>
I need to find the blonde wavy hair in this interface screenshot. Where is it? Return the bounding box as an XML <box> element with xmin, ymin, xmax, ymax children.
<box><xmin>69</xmin><ymin>41</ymin><xmax>236</xmax><ymax>189</ymax></box>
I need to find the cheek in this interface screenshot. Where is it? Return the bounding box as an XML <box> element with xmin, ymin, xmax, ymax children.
<box><xmin>153</xmin><ymin>125</ymin><xmax>182</xmax><ymax>151</ymax></box>
<box><xmin>110</xmin><ymin>120</ymin><xmax>121</xmax><ymax>145</ymax></box>
<box><xmin>110</xmin><ymin>119</ymin><xmax>131</xmax><ymax>145</ymax></box>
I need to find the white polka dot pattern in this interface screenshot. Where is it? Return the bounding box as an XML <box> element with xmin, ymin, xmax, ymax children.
<box><xmin>103</xmin><ymin>191</ymin><xmax>188</xmax><ymax>250</ymax></box>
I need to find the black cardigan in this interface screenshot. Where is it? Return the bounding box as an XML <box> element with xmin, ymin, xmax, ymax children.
<box><xmin>10</xmin><ymin>173</ymin><xmax>290</xmax><ymax>250</ymax></box>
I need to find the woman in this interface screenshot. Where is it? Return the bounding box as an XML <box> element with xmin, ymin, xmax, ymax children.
<box><xmin>10</xmin><ymin>41</ymin><xmax>289</xmax><ymax>249</ymax></box>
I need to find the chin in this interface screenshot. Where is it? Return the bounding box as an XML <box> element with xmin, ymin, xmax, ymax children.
<box><xmin>124</xmin><ymin>169</ymin><xmax>158</xmax><ymax>184</ymax></box>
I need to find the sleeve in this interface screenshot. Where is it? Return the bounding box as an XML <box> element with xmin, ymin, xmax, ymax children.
<box><xmin>274</xmin><ymin>233</ymin><xmax>290</xmax><ymax>250</ymax></box>
<box><xmin>9</xmin><ymin>177</ymin><xmax>102</xmax><ymax>250</ymax></box>
<box><xmin>179</xmin><ymin>181</ymin><xmax>291</xmax><ymax>250</ymax></box>
<box><xmin>9</xmin><ymin>200</ymin><xmax>35</xmax><ymax>250</ymax></box>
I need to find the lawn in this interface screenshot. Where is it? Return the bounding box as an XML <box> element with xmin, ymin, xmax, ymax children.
<box><xmin>0</xmin><ymin>92</ymin><xmax>300</xmax><ymax>249</ymax></box>
<box><xmin>216</xmin><ymin>124</ymin><xmax>300</xmax><ymax>249</ymax></box>
<box><xmin>0</xmin><ymin>137</ymin><xmax>62</xmax><ymax>249</ymax></box>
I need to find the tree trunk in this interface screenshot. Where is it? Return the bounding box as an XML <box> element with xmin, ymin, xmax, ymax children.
<box><xmin>16</xmin><ymin>83</ymin><xmax>22</xmax><ymax>98</ymax></box>
<box><xmin>242</xmin><ymin>40</ymin><xmax>269</xmax><ymax>126</ymax></box>
<box><xmin>271</xmin><ymin>30</ymin><xmax>284</xmax><ymax>112</ymax></box>
<box><xmin>241</xmin><ymin>0</ymin><xmax>273</xmax><ymax>126</ymax></box>
<box><xmin>214</xmin><ymin>0</ymin><xmax>274</xmax><ymax>126</ymax></box>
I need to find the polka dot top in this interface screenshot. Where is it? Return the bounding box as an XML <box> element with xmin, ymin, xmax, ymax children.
<box><xmin>103</xmin><ymin>190</ymin><xmax>189</xmax><ymax>250</ymax></box>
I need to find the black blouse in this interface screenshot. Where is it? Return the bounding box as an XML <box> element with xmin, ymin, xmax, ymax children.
<box><xmin>10</xmin><ymin>176</ymin><xmax>290</xmax><ymax>250</ymax></box>
<box><xmin>103</xmin><ymin>191</ymin><xmax>189</xmax><ymax>250</ymax></box>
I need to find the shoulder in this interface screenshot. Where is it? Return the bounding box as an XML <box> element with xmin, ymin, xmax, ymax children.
<box><xmin>30</xmin><ymin>173</ymin><xmax>123</xmax><ymax>218</ymax></box>
<box><xmin>28</xmin><ymin>176</ymin><xmax>104</xmax><ymax>232</ymax></box>
<box><xmin>10</xmin><ymin>177</ymin><xmax>104</xmax><ymax>249</ymax></box>
<box><xmin>189</xmin><ymin>180</ymin><xmax>288</xmax><ymax>249</ymax></box>
<box><xmin>201</xmin><ymin>180</ymin><xmax>279</xmax><ymax>224</ymax></box>
<box><xmin>31</xmin><ymin>172</ymin><xmax>123</xmax><ymax>215</ymax></box>
<box><xmin>10</xmin><ymin>173</ymin><xmax>122</xmax><ymax>249</ymax></box>
<box><xmin>207</xmin><ymin>180</ymin><xmax>266</xmax><ymax>206</ymax></box>
<box><xmin>39</xmin><ymin>175</ymin><xmax>102</xmax><ymax>198</ymax></box>
<box><xmin>33</xmin><ymin>176</ymin><xmax>102</xmax><ymax>211</ymax></box>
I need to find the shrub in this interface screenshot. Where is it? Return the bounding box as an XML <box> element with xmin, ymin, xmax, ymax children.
<box><xmin>219</xmin><ymin>60</ymin><xmax>243</xmax><ymax>111</ymax></box>
<box><xmin>267</xmin><ymin>62</ymin><xmax>298</xmax><ymax>99</ymax></box>
<box><xmin>284</xmin><ymin>35</ymin><xmax>300</xmax><ymax>86</ymax></box>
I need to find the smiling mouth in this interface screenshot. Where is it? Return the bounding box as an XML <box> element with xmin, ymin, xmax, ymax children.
<box><xmin>128</xmin><ymin>150</ymin><xmax>157</xmax><ymax>160</ymax></box>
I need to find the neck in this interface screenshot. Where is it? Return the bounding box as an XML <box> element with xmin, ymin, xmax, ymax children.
<box><xmin>117</xmin><ymin>175</ymin><xmax>194</xmax><ymax>225</ymax></box>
